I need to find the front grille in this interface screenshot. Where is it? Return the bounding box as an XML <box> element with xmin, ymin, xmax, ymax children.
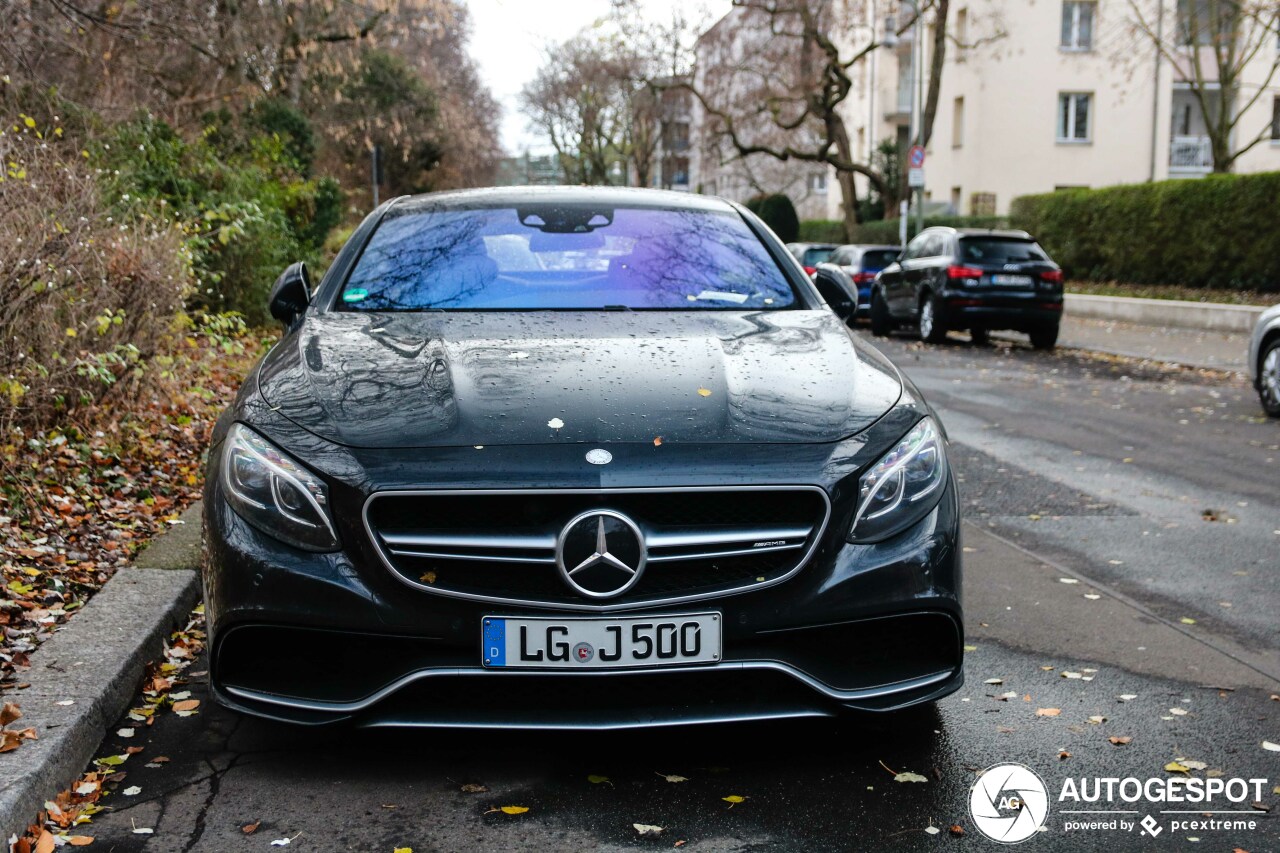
<box><xmin>363</xmin><ymin>487</ymin><xmax>830</xmax><ymax>609</ymax></box>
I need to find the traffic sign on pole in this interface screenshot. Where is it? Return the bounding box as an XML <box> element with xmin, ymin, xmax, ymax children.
<box><xmin>908</xmin><ymin>145</ymin><xmax>926</xmax><ymax>169</ymax></box>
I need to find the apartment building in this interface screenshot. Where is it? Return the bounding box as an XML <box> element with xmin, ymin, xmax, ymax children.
<box><xmin>689</xmin><ymin>4</ymin><xmax>838</xmax><ymax>220</ymax></box>
<box><xmin>692</xmin><ymin>1</ymin><xmax>1280</xmax><ymax>219</ymax></box>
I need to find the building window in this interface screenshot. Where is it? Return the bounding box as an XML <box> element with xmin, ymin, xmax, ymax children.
<box><xmin>950</xmin><ymin>186</ymin><xmax>963</xmax><ymax>214</ymax></box>
<box><xmin>1177</xmin><ymin>0</ymin><xmax>1234</xmax><ymax>46</ymax></box>
<box><xmin>971</xmin><ymin>192</ymin><xmax>997</xmax><ymax>216</ymax></box>
<box><xmin>808</xmin><ymin>172</ymin><xmax>828</xmax><ymax>192</ymax></box>
<box><xmin>952</xmin><ymin>96</ymin><xmax>965</xmax><ymax>147</ymax></box>
<box><xmin>1061</xmin><ymin>1</ymin><xmax>1095</xmax><ymax>50</ymax></box>
<box><xmin>1057</xmin><ymin>92</ymin><xmax>1092</xmax><ymax>142</ymax></box>
<box><xmin>956</xmin><ymin>8</ymin><xmax>968</xmax><ymax>61</ymax></box>
<box><xmin>1272</xmin><ymin>97</ymin><xmax>1280</xmax><ymax>141</ymax></box>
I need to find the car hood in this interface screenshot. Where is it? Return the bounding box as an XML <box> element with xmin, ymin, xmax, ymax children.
<box><xmin>256</xmin><ymin>311</ymin><xmax>902</xmax><ymax>448</ymax></box>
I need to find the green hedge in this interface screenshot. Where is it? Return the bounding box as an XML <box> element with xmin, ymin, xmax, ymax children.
<box><xmin>1010</xmin><ymin>173</ymin><xmax>1280</xmax><ymax>292</ymax></box>
<box><xmin>798</xmin><ymin>215</ymin><xmax>1009</xmax><ymax>245</ymax></box>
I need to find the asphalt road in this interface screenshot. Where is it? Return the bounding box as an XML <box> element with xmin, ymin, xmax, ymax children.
<box><xmin>70</xmin><ymin>329</ymin><xmax>1280</xmax><ymax>852</ymax></box>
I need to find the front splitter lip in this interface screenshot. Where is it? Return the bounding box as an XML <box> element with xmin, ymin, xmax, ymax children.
<box><xmin>220</xmin><ymin>659</ymin><xmax>959</xmax><ymax>718</ymax></box>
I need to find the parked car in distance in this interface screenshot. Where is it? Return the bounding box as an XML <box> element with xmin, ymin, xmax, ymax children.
<box><xmin>202</xmin><ymin>187</ymin><xmax>964</xmax><ymax>729</ymax></box>
<box><xmin>785</xmin><ymin>242</ymin><xmax>838</xmax><ymax>275</ymax></box>
<box><xmin>870</xmin><ymin>227</ymin><xmax>1064</xmax><ymax>349</ymax></box>
<box><xmin>829</xmin><ymin>244</ymin><xmax>901</xmax><ymax>318</ymax></box>
<box><xmin>1248</xmin><ymin>302</ymin><xmax>1280</xmax><ymax>417</ymax></box>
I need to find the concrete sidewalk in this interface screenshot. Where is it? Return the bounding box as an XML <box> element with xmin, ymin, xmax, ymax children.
<box><xmin>1036</xmin><ymin>315</ymin><xmax>1249</xmax><ymax>372</ymax></box>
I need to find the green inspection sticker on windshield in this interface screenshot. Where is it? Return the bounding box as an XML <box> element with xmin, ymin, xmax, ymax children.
<box><xmin>342</xmin><ymin>288</ymin><xmax>369</xmax><ymax>303</ymax></box>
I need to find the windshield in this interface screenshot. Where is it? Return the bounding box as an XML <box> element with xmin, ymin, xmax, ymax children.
<box><xmin>861</xmin><ymin>249</ymin><xmax>899</xmax><ymax>271</ymax></box>
<box><xmin>337</xmin><ymin>204</ymin><xmax>799</xmax><ymax>311</ymax></box>
<box><xmin>959</xmin><ymin>238</ymin><xmax>1050</xmax><ymax>265</ymax></box>
<box><xmin>802</xmin><ymin>247</ymin><xmax>834</xmax><ymax>266</ymax></box>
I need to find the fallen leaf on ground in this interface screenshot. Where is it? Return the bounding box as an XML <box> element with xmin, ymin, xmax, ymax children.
<box><xmin>122</xmin><ymin>786</ymin><xmax>141</xmax><ymax>796</ymax></box>
<box><xmin>1088</xmin><ymin>715</ymin><xmax>1106</xmax><ymax>724</ymax></box>
<box><xmin>1169</xmin><ymin>708</ymin><xmax>1189</xmax><ymax>716</ymax></box>
<box><xmin>1180</xmin><ymin>617</ymin><xmax>1197</xmax><ymax>625</ymax></box>
<box><xmin>1262</xmin><ymin>741</ymin><xmax>1280</xmax><ymax>752</ymax></box>
<box><xmin>1062</xmin><ymin>671</ymin><xmax>1083</xmax><ymax>679</ymax></box>
<box><xmin>923</xmin><ymin>826</ymin><xmax>940</xmax><ymax>835</ymax></box>
<box><xmin>394</xmin><ymin>848</ymin><xmax>413</xmax><ymax>853</ymax></box>
<box><xmin>1058</xmin><ymin>578</ymin><xmax>1078</xmax><ymax>584</ymax></box>
<box><xmin>171</xmin><ymin>699</ymin><xmax>199</xmax><ymax>713</ymax></box>
<box><xmin>1118</xmin><ymin>694</ymin><xmax>1137</xmax><ymax>702</ymax></box>
<box><xmin>1177</xmin><ymin>759</ymin><xmax>1207</xmax><ymax>771</ymax></box>
<box><xmin>894</xmin><ymin>772</ymin><xmax>928</xmax><ymax>783</ymax></box>
<box><xmin>242</xmin><ymin>820</ymin><xmax>261</xmax><ymax>834</ymax></box>
<box><xmin>722</xmin><ymin>795</ymin><xmax>748</xmax><ymax>806</ymax></box>
<box><xmin>486</xmin><ymin>806</ymin><xmax>529</xmax><ymax>815</ymax></box>
<box><xmin>1036</xmin><ymin>708</ymin><xmax>1061</xmax><ymax>717</ymax></box>
<box><xmin>950</xmin><ymin>825</ymin><xmax>965</xmax><ymax>836</ymax></box>
<box><xmin>0</xmin><ymin>702</ymin><xmax>20</xmax><ymax>725</ymax></box>
<box><xmin>270</xmin><ymin>840</ymin><xmax>291</xmax><ymax>847</ymax></box>
<box><xmin>633</xmin><ymin>824</ymin><xmax>664</xmax><ymax>837</ymax></box>
<box><xmin>1165</xmin><ymin>761</ymin><xmax>1191</xmax><ymax>774</ymax></box>
<box><xmin>1058</xmin><ymin>751</ymin><xmax>1071</xmax><ymax>760</ymax></box>
<box><xmin>587</xmin><ymin>774</ymin><xmax>612</xmax><ymax>786</ymax></box>
<box><xmin>656</xmin><ymin>773</ymin><xmax>688</xmax><ymax>783</ymax></box>
<box><xmin>460</xmin><ymin>783</ymin><xmax>487</xmax><ymax>793</ymax></box>
<box><xmin>67</xmin><ymin>838</ymin><xmax>94</xmax><ymax>847</ymax></box>
<box><xmin>984</xmin><ymin>678</ymin><xmax>1003</xmax><ymax>685</ymax></box>
<box><xmin>1109</xmin><ymin>736</ymin><xmax>1132</xmax><ymax>746</ymax></box>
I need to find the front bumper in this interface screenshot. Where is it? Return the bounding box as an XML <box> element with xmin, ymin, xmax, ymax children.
<box><xmin>203</xmin><ymin>471</ymin><xmax>964</xmax><ymax>728</ymax></box>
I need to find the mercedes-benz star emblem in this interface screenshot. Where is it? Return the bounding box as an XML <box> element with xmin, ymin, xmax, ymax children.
<box><xmin>555</xmin><ymin>510</ymin><xmax>647</xmax><ymax>599</ymax></box>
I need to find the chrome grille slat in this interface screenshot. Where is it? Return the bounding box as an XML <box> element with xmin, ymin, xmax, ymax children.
<box><xmin>363</xmin><ymin>486</ymin><xmax>832</xmax><ymax>611</ymax></box>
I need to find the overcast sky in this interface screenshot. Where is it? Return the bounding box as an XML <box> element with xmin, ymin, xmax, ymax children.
<box><xmin>468</xmin><ymin>0</ymin><xmax>731</xmax><ymax>156</ymax></box>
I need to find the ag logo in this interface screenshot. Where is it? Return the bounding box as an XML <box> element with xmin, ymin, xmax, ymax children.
<box><xmin>969</xmin><ymin>763</ymin><xmax>1049</xmax><ymax>844</ymax></box>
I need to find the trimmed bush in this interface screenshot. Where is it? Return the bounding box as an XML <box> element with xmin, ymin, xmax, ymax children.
<box><xmin>747</xmin><ymin>193</ymin><xmax>800</xmax><ymax>243</ymax></box>
<box><xmin>799</xmin><ymin>215</ymin><xmax>1010</xmax><ymax>246</ymax></box>
<box><xmin>1010</xmin><ymin>174</ymin><xmax>1280</xmax><ymax>292</ymax></box>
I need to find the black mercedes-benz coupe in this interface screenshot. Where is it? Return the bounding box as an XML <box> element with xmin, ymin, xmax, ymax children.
<box><xmin>202</xmin><ymin>186</ymin><xmax>963</xmax><ymax>729</ymax></box>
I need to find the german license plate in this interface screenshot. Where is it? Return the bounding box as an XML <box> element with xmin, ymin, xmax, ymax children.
<box><xmin>990</xmin><ymin>274</ymin><xmax>1033</xmax><ymax>286</ymax></box>
<box><xmin>481</xmin><ymin>613</ymin><xmax>721</xmax><ymax>669</ymax></box>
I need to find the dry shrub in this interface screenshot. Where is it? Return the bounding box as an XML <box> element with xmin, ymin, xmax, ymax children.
<box><xmin>0</xmin><ymin>115</ymin><xmax>192</xmax><ymax>434</ymax></box>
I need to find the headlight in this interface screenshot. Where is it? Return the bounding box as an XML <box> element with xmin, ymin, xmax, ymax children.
<box><xmin>220</xmin><ymin>424</ymin><xmax>339</xmax><ymax>552</ymax></box>
<box><xmin>848</xmin><ymin>417</ymin><xmax>948</xmax><ymax>543</ymax></box>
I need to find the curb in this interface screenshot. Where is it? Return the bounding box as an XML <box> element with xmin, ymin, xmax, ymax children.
<box><xmin>0</xmin><ymin>502</ymin><xmax>204</xmax><ymax>841</ymax></box>
<box><xmin>1065</xmin><ymin>293</ymin><xmax>1265</xmax><ymax>334</ymax></box>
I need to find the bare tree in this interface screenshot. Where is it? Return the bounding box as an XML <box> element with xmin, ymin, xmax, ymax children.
<box><xmin>687</xmin><ymin>0</ymin><xmax>948</xmax><ymax>240</ymax></box>
<box><xmin>1127</xmin><ymin>0</ymin><xmax>1280</xmax><ymax>172</ymax></box>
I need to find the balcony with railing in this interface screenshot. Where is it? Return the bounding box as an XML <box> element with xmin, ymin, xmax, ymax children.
<box><xmin>1169</xmin><ymin>136</ymin><xmax>1212</xmax><ymax>175</ymax></box>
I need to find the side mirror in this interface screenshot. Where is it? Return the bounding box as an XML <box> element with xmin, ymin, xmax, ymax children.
<box><xmin>269</xmin><ymin>262</ymin><xmax>312</xmax><ymax>329</ymax></box>
<box><xmin>812</xmin><ymin>264</ymin><xmax>857</xmax><ymax>320</ymax></box>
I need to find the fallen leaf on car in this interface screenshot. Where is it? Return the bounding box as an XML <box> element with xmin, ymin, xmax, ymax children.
<box><xmin>697</xmin><ymin>388</ymin><xmax>712</xmax><ymax>397</ymax></box>
<box><xmin>242</xmin><ymin>820</ymin><xmax>261</xmax><ymax>834</ymax></box>
<box><xmin>633</xmin><ymin>824</ymin><xmax>664</xmax><ymax>837</ymax></box>
<box><xmin>460</xmin><ymin>783</ymin><xmax>487</xmax><ymax>793</ymax></box>
<box><xmin>1109</xmin><ymin>736</ymin><xmax>1132</xmax><ymax>746</ymax></box>
<box><xmin>419</xmin><ymin>571</ymin><xmax>436</xmax><ymax>584</ymax></box>
<box><xmin>894</xmin><ymin>772</ymin><xmax>928</xmax><ymax>783</ymax></box>
<box><xmin>722</xmin><ymin>795</ymin><xmax>748</xmax><ymax>806</ymax></box>
<box><xmin>1165</xmin><ymin>761</ymin><xmax>1191</xmax><ymax>774</ymax></box>
<box><xmin>656</xmin><ymin>773</ymin><xmax>688</xmax><ymax>783</ymax></box>
<box><xmin>547</xmin><ymin>418</ymin><xmax>565</xmax><ymax>429</ymax></box>
<box><xmin>1036</xmin><ymin>708</ymin><xmax>1061</xmax><ymax>717</ymax></box>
